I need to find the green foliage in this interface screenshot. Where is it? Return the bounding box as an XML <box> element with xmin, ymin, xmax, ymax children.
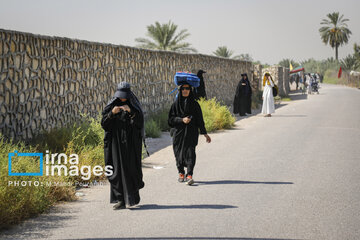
<box><xmin>213</xmin><ymin>46</ymin><xmax>234</xmax><ymax>58</ymax></box>
<box><xmin>198</xmin><ymin>98</ymin><xmax>235</xmax><ymax>132</ymax></box>
<box><xmin>323</xmin><ymin>69</ymin><xmax>339</xmax><ymax>84</ymax></box>
<box><xmin>234</xmin><ymin>53</ymin><xmax>253</xmax><ymax>62</ymax></box>
<box><xmin>144</xmin><ymin>107</ymin><xmax>171</xmax><ymax>138</ymax></box>
<box><xmin>0</xmin><ymin>134</ymin><xmax>75</xmax><ymax>229</ymax></box>
<box><xmin>147</xmin><ymin>107</ymin><xmax>171</xmax><ymax>132</ymax></box>
<box><xmin>278</xmin><ymin>59</ymin><xmax>300</xmax><ymax>68</ymax></box>
<box><xmin>354</xmin><ymin>43</ymin><xmax>360</xmax><ymax>62</ymax></box>
<box><xmin>135</xmin><ymin>21</ymin><xmax>197</xmax><ymax>53</ymax></box>
<box><xmin>0</xmin><ymin>114</ymin><xmax>109</xmax><ymax>229</ymax></box>
<box><xmin>319</xmin><ymin>12</ymin><xmax>352</xmax><ymax>60</ymax></box>
<box><xmin>340</xmin><ymin>54</ymin><xmax>360</xmax><ymax>71</ymax></box>
<box><xmin>301</xmin><ymin>58</ymin><xmax>340</xmax><ymax>75</ymax></box>
<box><xmin>145</xmin><ymin>119</ymin><xmax>161</xmax><ymax>138</ymax></box>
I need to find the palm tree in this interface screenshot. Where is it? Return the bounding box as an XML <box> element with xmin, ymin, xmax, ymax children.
<box><xmin>340</xmin><ymin>55</ymin><xmax>360</xmax><ymax>71</ymax></box>
<box><xmin>135</xmin><ymin>21</ymin><xmax>196</xmax><ymax>53</ymax></box>
<box><xmin>354</xmin><ymin>43</ymin><xmax>360</xmax><ymax>63</ymax></box>
<box><xmin>213</xmin><ymin>46</ymin><xmax>234</xmax><ymax>58</ymax></box>
<box><xmin>233</xmin><ymin>53</ymin><xmax>253</xmax><ymax>62</ymax></box>
<box><xmin>319</xmin><ymin>12</ymin><xmax>352</xmax><ymax>60</ymax></box>
<box><xmin>278</xmin><ymin>59</ymin><xmax>299</xmax><ymax>69</ymax></box>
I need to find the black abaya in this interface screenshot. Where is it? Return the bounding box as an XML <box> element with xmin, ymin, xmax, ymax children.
<box><xmin>101</xmin><ymin>98</ymin><xmax>144</xmax><ymax>206</ymax></box>
<box><xmin>194</xmin><ymin>70</ymin><xmax>207</xmax><ymax>100</ymax></box>
<box><xmin>233</xmin><ymin>76</ymin><xmax>252</xmax><ymax>116</ymax></box>
<box><xmin>168</xmin><ymin>89</ymin><xmax>207</xmax><ymax>176</ymax></box>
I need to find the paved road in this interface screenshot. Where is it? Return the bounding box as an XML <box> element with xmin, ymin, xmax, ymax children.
<box><xmin>1</xmin><ymin>84</ymin><xmax>360</xmax><ymax>240</ymax></box>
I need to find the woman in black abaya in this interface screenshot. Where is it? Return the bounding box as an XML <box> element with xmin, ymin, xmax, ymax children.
<box><xmin>101</xmin><ymin>82</ymin><xmax>145</xmax><ymax>209</ymax></box>
<box><xmin>168</xmin><ymin>84</ymin><xmax>211</xmax><ymax>185</ymax></box>
<box><xmin>233</xmin><ymin>73</ymin><xmax>252</xmax><ymax>116</ymax></box>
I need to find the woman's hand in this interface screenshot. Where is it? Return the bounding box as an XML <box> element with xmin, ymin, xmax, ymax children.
<box><xmin>204</xmin><ymin>134</ymin><xmax>211</xmax><ymax>143</ymax></box>
<box><xmin>120</xmin><ymin>105</ymin><xmax>131</xmax><ymax>112</ymax></box>
<box><xmin>182</xmin><ymin>117</ymin><xmax>191</xmax><ymax>124</ymax></box>
<box><xmin>112</xmin><ymin>106</ymin><xmax>122</xmax><ymax>114</ymax></box>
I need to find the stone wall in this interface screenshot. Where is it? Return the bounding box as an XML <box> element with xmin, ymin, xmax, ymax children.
<box><xmin>283</xmin><ymin>68</ymin><xmax>290</xmax><ymax>95</ymax></box>
<box><xmin>253</xmin><ymin>64</ymin><xmax>262</xmax><ymax>91</ymax></box>
<box><xmin>262</xmin><ymin>66</ymin><xmax>290</xmax><ymax>96</ymax></box>
<box><xmin>0</xmin><ymin>29</ymin><xmax>253</xmax><ymax>140</ymax></box>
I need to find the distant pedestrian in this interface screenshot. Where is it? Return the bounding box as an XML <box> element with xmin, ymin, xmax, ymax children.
<box><xmin>261</xmin><ymin>73</ymin><xmax>275</xmax><ymax>117</ymax></box>
<box><xmin>295</xmin><ymin>73</ymin><xmax>300</xmax><ymax>90</ymax></box>
<box><xmin>306</xmin><ymin>74</ymin><xmax>313</xmax><ymax>94</ymax></box>
<box><xmin>168</xmin><ymin>83</ymin><xmax>211</xmax><ymax>185</ymax></box>
<box><xmin>101</xmin><ymin>82</ymin><xmax>145</xmax><ymax>210</ymax></box>
<box><xmin>194</xmin><ymin>70</ymin><xmax>207</xmax><ymax>100</ymax></box>
<box><xmin>233</xmin><ymin>73</ymin><xmax>252</xmax><ymax>116</ymax></box>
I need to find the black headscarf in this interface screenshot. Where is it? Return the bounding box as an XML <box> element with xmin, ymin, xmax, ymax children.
<box><xmin>104</xmin><ymin>82</ymin><xmax>145</xmax><ymax>139</ymax></box>
<box><xmin>173</xmin><ymin>84</ymin><xmax>196</xmax><ymax>118</ymax></box>
<box><xmin>241</xmin><ymin>73</ymin><xmax>251</xmax><ymax>96</ymax></box>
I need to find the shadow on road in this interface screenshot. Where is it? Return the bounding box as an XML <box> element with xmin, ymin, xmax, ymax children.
<box><xmin>71</xmin><ymin>237</ymin><xmax>302</xmax><ymax>240</ymax></box>
<box><xmin>288</xmin><ymin>91</ymin><xmax>308</xmax><ymax>101</ymax></box>
<box><xmin>130</xmin><ymin>204</ymin><xmax>237</xmax><ymax>210</ymax></box>
<box><xmin>271</xmin><ymin>115</ymin><xmax>307</xmax><ymax>118</ymax></box>
<box><xmin>0</xmin><ymin>213</ymin><xmax>74</xmax><ymax>239</ymax></box>
<box><xmin>194</xmin><ymin>180</ymin><xmax>294</xmax><ymax>185</ymax></box>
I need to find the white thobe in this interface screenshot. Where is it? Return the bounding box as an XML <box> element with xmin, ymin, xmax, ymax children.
<box><xmin>261</xmin><ymin>80</ymin><xmax>275</xmax><ymax>114</ymax></box>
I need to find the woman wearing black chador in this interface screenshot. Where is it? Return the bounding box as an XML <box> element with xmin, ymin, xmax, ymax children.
<box><xmin>168</xmin><ymin>83</ymin><xmax>211</xmax><ymax>185</ymax></box>
<box><xmin>233</xmin><ymin>73</ymin><xmax>252</xmax><ymax>116</ymax></box>
<box><xmin>101</xmin><ymin>82</ymin><xmax>145</xmax><ymax>210</ymax></box>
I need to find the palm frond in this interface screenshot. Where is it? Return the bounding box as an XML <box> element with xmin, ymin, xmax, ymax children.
<box><xmin>134</xmin><ymin>20</ymin><xmax>196</xmax><ymax>52</ymax></box>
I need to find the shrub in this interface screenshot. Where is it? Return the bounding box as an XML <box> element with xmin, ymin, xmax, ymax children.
<box><xmin>145</xmin><ymin>119</ymin><xmax>161</xmax><ymax>138</ymax></box>
<box><xmin>0</xmin><ymin>135</ymin><xmax>75</xmax><ymax>230</ymax></box>
<box><xmin>147</xmin><ymin>107</ymin><xmax>171</xmax><ymax>132</ymax></box>
<box><xmin>198</xmin><ymin>98</ymin><xmax>235</xmax><ymax>132</ymax></box>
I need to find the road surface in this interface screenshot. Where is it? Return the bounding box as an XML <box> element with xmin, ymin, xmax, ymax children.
<box><xmin>1</xmin><ymin>84</ymin><xmax>360</xmax><ymax>240</ymax></box>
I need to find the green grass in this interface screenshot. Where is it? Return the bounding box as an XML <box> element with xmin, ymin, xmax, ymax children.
<box><xmin>281</xmin><ymin>97</ymin><xmax>292</xmax><ymax>102</ymax></box>
<box><xmin>323</xmin><ymin>77</ymin><xmax>339</xmax><ymax>84</ymax></box>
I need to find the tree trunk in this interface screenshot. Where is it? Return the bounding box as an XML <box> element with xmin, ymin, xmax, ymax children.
<box><xmin>335</xmin><ymin>45</ymin><xmax>339</xmax><ymax>60</ymax></box>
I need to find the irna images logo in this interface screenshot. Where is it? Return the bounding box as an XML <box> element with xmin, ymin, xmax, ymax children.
<box><xmin>8</xmin><ymin>150</ymin><xmax>113</xmax><ymax>180</ymax></box>
<box><xmin>8</xmin><ymin>151</ymin><xmax>43</xmax><ymax>176</ymax></box>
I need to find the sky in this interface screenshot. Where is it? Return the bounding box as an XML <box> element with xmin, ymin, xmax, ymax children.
<box><xmin>0</xmin><ymin>0</ymin><xmax>359</xmax><ymax>65</ymax></box>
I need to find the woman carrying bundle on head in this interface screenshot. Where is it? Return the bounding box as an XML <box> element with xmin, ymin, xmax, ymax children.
<box><xmin>168</xmin><ymin>72</ymin><xmax>211</xmax><ymax>185</ymax></box>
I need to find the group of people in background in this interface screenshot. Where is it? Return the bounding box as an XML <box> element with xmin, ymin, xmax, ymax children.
<box><xmin>292</xmin><ymin>72</ymin><xmax>322</xmax><ymax>94</ymax></box>
<box><xmin>233</xmin><ymin>72</ymin><xmax>275</xmax><ymax>117</ymax></box>
<box><xmin>101</xmin><ymin>70</ymin><xmax>277</xmax><ymax>210</ymax></box>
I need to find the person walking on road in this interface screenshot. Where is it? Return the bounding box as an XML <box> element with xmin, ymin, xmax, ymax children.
<box><xmin>233</xmin><ymin>73</ymin><xmax>252</xmax><ymax>116</ymax></box>
<box><xmin>306</xmin><ymin>74</ymin><xmax>313</xmax><ymax>95</ymax></box>
<box><xmin>101</xmin><ymin>82</ymin><xmax>145</xmax><ymax>210</ymax></box>
<box><xmin>261</xmin><ymin>73</ymin><xmax>275</xmax><ymax>117</ymax></box>
<box><xmin>168</xmin><ymin>83</ymin><xmax>211</xmax><ymax>185</ymax></box>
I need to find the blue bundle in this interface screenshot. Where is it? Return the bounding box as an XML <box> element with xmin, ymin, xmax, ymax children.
<box><xmin>174</xmin><ymin>72</ymin><xmax>200</xmax><ymax>87</ymax></box>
